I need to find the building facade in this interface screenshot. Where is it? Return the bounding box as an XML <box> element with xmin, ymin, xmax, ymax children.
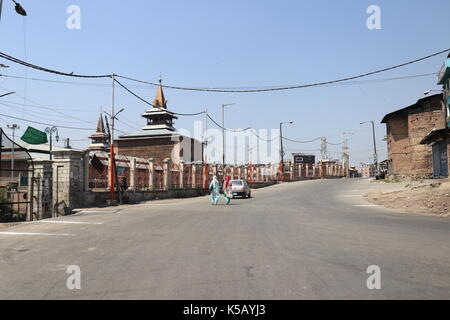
<box><xmin>381</xmin><ymin>94</ymin><xmax>446</xmax><ymax>179</ymax></box>
<box><xmin>114</xmin><ymin>81</ymin><xmax>203</xmax><ymax>165</ymax></box>
<box><xmin>420</xmin><ymin>53</ymin><xmax>450</xmax><ymax>178</ymax></box>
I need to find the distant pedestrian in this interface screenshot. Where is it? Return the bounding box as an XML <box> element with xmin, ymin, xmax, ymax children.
<box><xmin>222</xmin><ymin>175</ymin><xmax>232</xmax><ymax>205</ymax></box>
<box><xmin>209</xmin><ymin>176</ymin><xmax>220</xmax><ymax>205</ymax></box>
<box><xmin>120</xmin><ymin>176</ymin><xmax>128</xmax><ymax>192</ymax></box>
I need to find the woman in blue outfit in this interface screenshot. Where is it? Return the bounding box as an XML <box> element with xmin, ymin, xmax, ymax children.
<box><xmin>209</xmin><ymin>176</ymin><xmax>221</xmax><ymax>205</ymax></box>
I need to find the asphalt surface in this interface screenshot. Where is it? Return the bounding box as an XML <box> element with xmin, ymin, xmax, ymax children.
<box><xmin>1</xmin><ymin>178</ymin><xmax>450</xmax><ymax>300</ymax></box>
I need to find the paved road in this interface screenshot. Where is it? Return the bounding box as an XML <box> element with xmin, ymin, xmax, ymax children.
<box><xmin>1</xmin><ymin>178</ymin><xmax>450</xmax><ymax>299</ymax></box>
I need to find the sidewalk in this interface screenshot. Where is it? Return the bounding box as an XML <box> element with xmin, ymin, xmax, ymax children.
<box><xmin>0</xmin><ymin>222</ymin><xmax>23</xmax><ymax>230</ymax></box>
<box><xmin>366</xmin><ymin>179</ymin><xmax>450</xmax><ymax>216</ymax></box>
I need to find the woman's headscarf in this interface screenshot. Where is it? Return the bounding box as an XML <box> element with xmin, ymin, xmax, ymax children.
<box><xmin>224</xmin><ymin>175</ymin><xmax>231</xmax><ymax>188</ymax></box>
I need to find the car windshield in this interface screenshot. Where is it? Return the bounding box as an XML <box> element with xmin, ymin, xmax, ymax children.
<box><xmin>231</xmin><ymin>181</ymin><xmax>243</xmax><ymax>186</ymax></box>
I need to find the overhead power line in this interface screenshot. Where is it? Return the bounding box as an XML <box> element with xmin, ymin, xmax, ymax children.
<box><xmin>0</xmin><ymin>112</ymin><xmax>94</xmax><ymax>130</ymax></box>
<box><xmin>282</xmin><ymin>136</ymin><xmax>322</xmax><ymax>144</ymax></box>
<box><xmin>249</xmin><ymin>129</ymin><xmax>279</xmax><ymax>142</ymax></box>
<box><xmin>327</xmin><ymin>141</ymin><xmax>344</xmax><ymax>146</ymax></box>
<box><xmin>0</xmin><ymin>72</ymin><xmax>438</xmax><ymax>90</ymax></box>
<box><xmin>115</xmin><ymin>48</ymin><xmax>449</xmax><ymax>92</ymax></box>
<box><xmin>0</xmin><ymin>51</ymin><xmax>112</xmax><ymax>79</ymax></box>
<box><xmin>1</xmin><ymin>48</ymin><xmax>448</xmax><ymax>93</ymax></box>
<box><xmin>0</xmin><ymin>73</ymin><xmax>112</xmax><ymax>87</ymax></box>
<box><xmin>113</xmin><ymin>78</ymin><xmax>206</xmax><ymax>116</ymax></box>
<box><xmin>205</xmin><ymin>113</ymin><xmax>251</xmax><ymax>133</ymax></box>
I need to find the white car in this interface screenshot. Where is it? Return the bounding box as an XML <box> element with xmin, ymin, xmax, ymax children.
<box><xmin>230</xmin><ymin>180</ymin><xmax>251</xmax><ymax>198</ymax></box>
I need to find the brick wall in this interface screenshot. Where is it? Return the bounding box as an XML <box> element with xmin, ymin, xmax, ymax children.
<box><xmin>115</xmin><ymin>137</ymin><xmax>175</xmax><ymax>165</ymax></box>
<box><xmin>115</xmin><ymin>136</ymin><xmax>203</xmax><ymax>165</ymax></box>
<box><xmin>386</xmin><ymin>115</ymin><xmax>410</xmax><ymax>175</ymax></box>
<box><xmin>386</xmin><ymin>95</ymin><xmax>446</xmax><ymax>178</ymax></box>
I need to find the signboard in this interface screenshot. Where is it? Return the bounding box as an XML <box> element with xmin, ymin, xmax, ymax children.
<box><xmin>292</xmin><ymin>154</ymin><xmax>315</xmax><ymax>164</ymax></box>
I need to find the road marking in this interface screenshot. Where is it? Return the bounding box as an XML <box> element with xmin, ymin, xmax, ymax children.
<box><xmin>0</xmin><ymin>232</ymin><xmax>73</xmax><ymax>236</ymax></box>
<box><xmin>353</xmin><ymin>205</ymin><xmax>378</xmax><ymax>207</ymax></box>
<box><xmin>37</xmin><ymin>220</ymin><xmax>104</xmax><ymax>225</ymax></box>
<box><xmin>338</xmin><ymin>195</ymin><xmax>363</xmax><ymax>197</ymax></box>
<box><xmin>76</xmin><ymin>210</ymin><xmax>111</xmax><ymax>214</ymax></box>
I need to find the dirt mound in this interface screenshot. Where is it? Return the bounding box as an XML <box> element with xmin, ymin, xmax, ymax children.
<box><xmin>366</xmin><ymin>181</ymin><xmax>450</xmax><ymax>216</ymax></box>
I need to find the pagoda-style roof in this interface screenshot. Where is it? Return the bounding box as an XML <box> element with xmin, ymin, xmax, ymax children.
<box><xmin>153</xmin><ymin>83</ymin><xmax>167</xmax><ymax>109</ymax></box>
<box><xmin>88</xmin><ymin>112</ymin><xmax>110</xmax><ymax>151</ymax></box>
<box><xmin>140</xmin><ymin>81</ymin><xmax>178</xmax><ymax>132</ymax></box>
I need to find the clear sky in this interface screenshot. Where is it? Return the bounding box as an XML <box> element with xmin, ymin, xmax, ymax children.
<box><xmin>0</xmin><ymin>0</ymin><xmax>449</xmax><ymax>165</ymax></box>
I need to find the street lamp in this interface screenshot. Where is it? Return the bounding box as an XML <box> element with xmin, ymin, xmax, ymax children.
<box><xmin>279</xmin><ymin>121</ymin><xmax>294</xmax><ymax>182</ymax></box>
<box><xmin>45</xmin><ymin>126</ymin><xmax>59</xmax><ymax>160</ymax></box>
<box><xmin>221</xmin><ymin>103</ymin><xmax>236</xmax><ymax>167</ymax></box>
<box><xmin>0</xmin><ymin>0</ymin><xmax>27</xmax><ymax>21</ymax></box>
<box><xmin>360</xmin><ymin>121</ymin><xmax>378</xmax><ymax>176</ymax></box>
<box><xmin>11</xmin><ymin>0</ymin><xmax>26</xmax><ymax>16</ymax></box>
<box><xmin>7</xmin><ymin>123</ymin><xmax>19</xmax><ymax>181</ymax></box>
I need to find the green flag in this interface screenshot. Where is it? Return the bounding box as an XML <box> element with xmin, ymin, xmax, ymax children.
<box><xmin>21</xmin><ymin>127</ymin><xmax>48</xmax><ymax>145</ymax></box>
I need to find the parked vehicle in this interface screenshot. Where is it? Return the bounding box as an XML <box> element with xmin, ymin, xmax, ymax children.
<box><xmin>230</xmin><ymin>180</ymin><xmax>251</xmax><ymax>198</ymax></box>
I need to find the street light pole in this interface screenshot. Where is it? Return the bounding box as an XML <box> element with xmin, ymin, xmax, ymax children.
<box><xmin>360</xmin><ymin>121</ymin><xmax>378</xmax><ymax>176</ymax></box>
<box><xmin>279</xmin><ymin>121</ymin><xmax>293</xmax><ymax>182</ymax></box>
<box><xmin>221</xmin><ymin>103</ymin><xmax>236</xmax><ymax>168</ymax></box>
<box><xmin>45</xmin><ymin>126</ymin><xmax>59</xmax><ymax>161</ymax></box>
<box><xmin>203</xmin><ymin>108</ymin><xmax>208</xmax><ymax>190</ymax></box>
<box><xmin>110</xmin><ymin>74</ymin><xmax>116</xmax><ymax>201</ymax></box>
<box><xmin>7</xmin><ymin>124</ymin><xmax>19</xmax><ymax>181</ymax></box>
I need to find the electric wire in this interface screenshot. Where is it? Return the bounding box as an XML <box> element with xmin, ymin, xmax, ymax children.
<box><xmin>113</xmin><ymin>78</ymin><xmax>206</xmax><ymax>116</ymax></box>
<box><xmin>115</xmin><ymin>48</ymin><xmax>449</xmax><ymax>92</ymax></box>
<box><xmin>0</xmin><ymin>112</ymin><xmax>94</xmax><ymax>130</ymax></box>
<box><xmin>1</xmin><ymin>48</ymin><xmax>447</xmax><ymax>92</ymax></box>
<box><xmin>0</xmin><ymin>52</ymin><xmax>112</xmax><ymax>79</ymax></box>
<box><xmin>282</xmin><ymin>136</ymin><xmax>322</xmax><ymax>144</ymax></box>
<box><xmin>0</xmin><ymin>72</ymin><xmax>436</xmax><ymax>89</ymax></box>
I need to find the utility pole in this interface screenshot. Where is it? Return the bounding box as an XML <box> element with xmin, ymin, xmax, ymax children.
<box><xmin>342</xmin><ymin>132</ymin><xmax>353</xmax><ymax>177</ymax></box>
<box><xmin>279</xmin><ymin>121</ymin><xmax>293</xmax><ymax>182</ymax></box>
<box><xmin>320</xmin><ymin>137</ymin><xmax>328</xmax><ymax>161</ymax></box>
<box><xmin>7</xmin><ymin>124</ymin><xmax>19</xmax><ymax>181</ymax></box>
<box><xmin>342</xmin><ymin>135</ymin><xmax>349</xmax><ymax>177</ymax></box>
<box><xmin>109</xmin><ymin>74</ymin><xmax>116</xmax><ymax>202</ymax></box>
<box><xmin>247</xmin><ymin>145</ymin><xmax>255</xmax><ymax>187</ymax></box>
<box><xmin>221</xmin><ymin>103</ymin><xmax>236</xmax><ymax>169</ymax></box>
<box><xmin>203</xmin><ymin>108</ymin><xmax>208</xmax><ymax>190</ymax></box>
<box><xmin>106</xmin><ymin>75</ymin><xmax>124</xmax><ymax>205</ymax></box>
<box><xmin>360</xmin><ymin>121</ymin><xmax>379</xmax><ymax>176</ymax></box>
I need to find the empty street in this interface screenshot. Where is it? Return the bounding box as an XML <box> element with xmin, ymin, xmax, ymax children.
<box><xmin>1</xmin><ymin>179</ymin><xmax>450</xmax><ymax>300</ymax></box>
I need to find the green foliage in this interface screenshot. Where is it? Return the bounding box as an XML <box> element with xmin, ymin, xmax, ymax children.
<box><xmin>0</xmin><ymin>192</ymin><xmax>13</xmax><ymax>222</ymax></box>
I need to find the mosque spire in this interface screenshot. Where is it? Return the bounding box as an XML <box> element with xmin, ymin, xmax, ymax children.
<box><xmin>153</xmin><ymin>74</ymin><xmax>167</xmax><ymax>109</ymax></box>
